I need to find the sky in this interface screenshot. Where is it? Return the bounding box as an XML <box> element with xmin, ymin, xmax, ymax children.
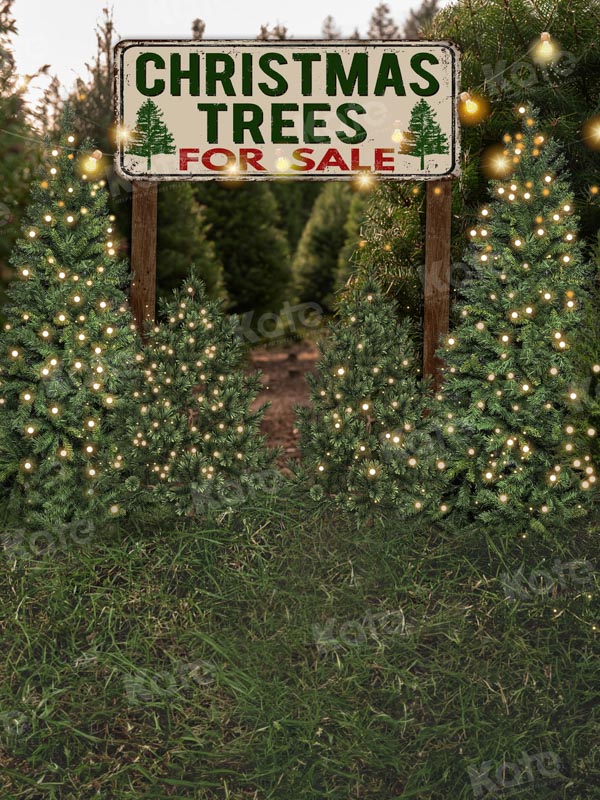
<box><xmin>12</xmin><ymin>0</ymin><xmax>449</xmax><ymax>103</ymax></box>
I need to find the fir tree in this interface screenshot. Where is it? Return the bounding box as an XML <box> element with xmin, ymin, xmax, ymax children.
<box><xmin>0</xmin><ymin>128</ymin><xmax>138</xmax><ymax>527</ymax></box>
<box><xmin>336</xmin><ymin>191</ymin><xmax>368</xmax><ymax>291</ymax></box>
<box><xmin>367</xmin><ymin>3</ymin><xmax>399</xmax><ymax>39</ymax></box>
<box><xmin>403</xmin><ymin>99</ymin><xmax>449</xmax><ymax>170</ymax></box>
<box><xmin>126</xmin><ymin>99</ymin><xmax>176</xmax><ymax>170</ymax></box>
<box><xmin>270</xmin><ymin>181</ymin><xmax>323</xmax><ymax>252</ymax></box>
<box><xmin>293</xmin><ymin>183</ymin><xmax>352</xmax><ymax>312</ymax></box>
<box><xmin>155</xmin><ymin>184</ymin><xmax>224</xmax><ymax>302</ymax></box>
<box><xmin>297</xmin><ymin>277</ymin><xmax>445</xmax><ymax>522</ymax></box>
<box><xmin>195</xmin><ymin>183</ymin><xmax>291</xmax><ymax>319</ymax></box>
<box><xmin>573</xmin><ymin>232</ymin><xmax>600</xmax><ymax>469</ymax></box>
<box><xmin>63</xmin><ymin>9</ymin><xmax>224</xmax><ymax>302</ymax></box>
<box><xmin>352</xmin><ymin>182</ymin><xmax>426</xmax><ymax>320</ymax></box>
<box><xmin>429</xmin><ymin>0</ymin><xmax>600</xmax><ymax>245</ymax></box>
<box><xmin>191</xmin><ymin>18</ymin><xmax>206</xmax><ymax>39</ymax></box>
<box><xmin>402</xmin><ymin>0</ymin><xmax>440</xmax><ymax>38</ymax></box>
<box><xmin>438</xmin><ymin>109</ymin><xmax>596</xmax><ymax>535</ymax></box>
<box><xmin>0</xmin><ymin>1</ymin><xmax>47</xmax><ymax>305</ymax></box>
<box><xmin>114</xmin><ymin>269</ymin><xmax>274</xmax><ymax>516</ymax></box>
<box><xmin>322</xmin><ymin>15</ymin><xmax>342</xmax><ymax>39</ymax></box>
<box><xmin>257</xmin><ymin>23</ymin><xmax>288</xmax><ymax>40</ymax></box>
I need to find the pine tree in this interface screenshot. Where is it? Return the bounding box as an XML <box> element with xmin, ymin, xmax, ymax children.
<box><xmin>402</xmin><ymin>0</ymin><xmax>440</xmax><ymax>38</ymax></box>
<box><xmin>126</xmin><ymin>99</ymin><xmax>176</xmax><ymax>170</ymax></box>
<box><xmin>336</xmin><ymin>191</ymin><xmax>368</xmax><ymax>291</ymax></box>
<box><xmin>574</xmin><ymin>232</ymin><xmax>600</xmax><ymax>469</ymax></box>
<box><xmin>403</xmin><ymin>99</ymin><xmax>449</xmax><ymax>170</ymax></box>
<box><xmin>195</xmin><ymin>183</ymin><xmax>291</xmax><ymax>319</ymax></box>
<box><xmin>0</xmin><ymin>127</ymin><xmax>138</xmax><ymax>527</ymax></box>
<box><xmin>367</xmin><ymin>3</ymin><xmax>399</xmax><ymax>39</ymax></box>
<box><xmin>429</xmin><ymin>0</ymin><xmax>600</xmax><ymax>245</ymax></box>
<box><xmin>154</xmin><ymin>184</ymin><xmax>224</xmax><ymax>302</ymax></box>
<box><xmin>438</xmin><ymin>109</ymin><xmax>597</xmax><ymax>535</ymax></box>
<box><xmin>322</xmin><ymin>15</ymin><xmax>342</xmax><ymax>39</ymax></box>
<box><xmin>191</xmin><ymin>18</ymin><xmax>206</xmax><ymax>39</ymax></box>
<box><xmin>293</xmin><ymin>183</ymin><xmax>352</xmax><ymax>312</ymax></box>
<box><xmin>63</xmin><ymin>8</ymin><xmax>224</xmax><ymax>302</ymax></box>
<box><xmin>352</xmin><ymin>182</ymin><xmax>426</xmax><ymax>320</ymax></box>
<box><xmin>114</xmin><ymin>269</ymin><xmax>274</xmax><ymax>516</ymax></box>
<box><xmin>257</xmin><ymin>23</ymin><xmax>288</xmax><ymax>41</ymax></box>
<box><xmin>270</xmin><ymin>181</ymin><xmax>323</xmax><ymax>252</ymax></box>
<box><xmin>297</xmin><ymin>277</ymin><xmax>445</xmax><ymax>522</ymax></box>
<box><xmin>0</xmin><ymin>1</ymin><xmax>47</xmax><ymax>306</ymax></box>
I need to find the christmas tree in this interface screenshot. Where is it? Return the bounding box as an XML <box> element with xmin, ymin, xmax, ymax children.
<box><xmin>367</xmin><ymin>3</ymin><xmax>399</xmax><ymax>39</ymax></box>
<box><xmin>438</xmin><ymin>107</ymin><xmax>596</xmax><ymax>535</ymax></box>
<box><xmin>296</xmin><ymin>277</ymin><xmax>446</xmax><ymax>522</ymax></box>
<box><xmin>402</xmin><ymin>99</ymin><xmax>449</xmax><ymax>170</ymax></box>
<box><xmin>0</xmin><ymin>128</ymin><xmax>138</xmax><ymax>526</ymax></box>
<box><xmin>113</xmin><ymin>269</ymin><xmax>274</xmax><ymax>516</ymax></box>
<box><xmin>194</xmin><ymin>183</ymin><xmax>291</xmax><ymax>320</ymax></box>
<box><xmin>126</xmin><ymin>99</ymin><xmax>176</xmax><ymax>170</ymax></box>
<box><xmin>293</xmin><ymin>183</ymin><xmax>352</xmax><ymax>312</ymax></box>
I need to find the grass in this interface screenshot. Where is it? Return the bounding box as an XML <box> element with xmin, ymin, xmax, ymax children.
<box><xmin>0</xmin><ymin>489</ymin><xmax>598</xmax><ymax>799</ymax></box>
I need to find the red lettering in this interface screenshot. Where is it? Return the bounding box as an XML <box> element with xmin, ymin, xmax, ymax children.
<box><xmin>290</xmin><ymin>147</ymin><xmax>316</xmax><ymax>172</ymax></box>
<box><xmin>316</xmin><ymin>148</ymin><xmax>350</xmax><ymax>171</ymax></box>
<box><xmin>375</xmin><ymin>148</ymin><xmax>395</xmax><ymax>171</ymax></box>
<box><xmin>240</xmin><ymin>148</ymin><xmax>266</xmax><ymax>172</ymax></box>
<box><xmin>351</xmin><ymin>149</ymin><xmax>371</xmax><ymax>171</ymax></box>
<box><xmin>201</xmin><ymin>148</ymin><xmax>235</xmax><ymax>171</ymax></box>
<box><xmin>180</xmin><ymin>148</ymin><xmax>200</xmax><ymax>170</ymax></box>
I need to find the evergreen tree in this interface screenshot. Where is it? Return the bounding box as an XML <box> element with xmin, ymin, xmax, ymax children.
<box><xmin>293</xmin><ymin>183</ymin><xmax>352</xmax><ymax>312</ymax></box>
<box><xmin>296</xmin><ymin>277</ymin><xmax>445</xmax><ymax>522</ymax></box>
<box><xmin>337</xmin><ymin>192</ymin><xmax>368</xmax><ymax>291</ymax></box>
<box><xmin>367</xmin><ymin>3</ymin><xmax>399</xmax><ymax>39</ymax></box>
<box><xmin>126</xmin><ymin>99</ymin><xmax>176</xmax><ymax>171</ymax></box>
<box><xmin>270</xmin><ymin>181</ymin><xmax>323</xmax><ymax>252</ymax></box>
<box><xmin>403</xmin><ymin>99</ymin><xmax>449</xmax><ymax>170</ymax></box>
<box><xmin>0</xmin><ymin>128</ymin><xmax>138</xmax><ymax>527</ymax></box>
<box><xmin>62</xmin><ymin>8</ymin><xmax>224</xmax><ymax>302</ymax></box>
<box><xmin>191</xmin><ymin>18</ymin><xmax>206</xmax><ymax>39</ymax></box>
<box><xmin>352</xmin><ymin>182</ymin><xmax>426</xmax><ymax>320</ymax></box>
<box><xmin>438</xmin><ymin>109</ymin><xmax>596</xmax><ymax>535</ymax></box>
<box><xmin>114</xmin><ymin>269</ymin><xmax>274</xmax><ymax>517</ymax></box>
<box><xmin>195</xmin><ymin>183</ymin><xmax>291</xmax><ymax>318</ymax></box>
<box><xmin>322</xmin><ymin>15</ymin><xmax>342</xmax><ymax>39</ymax></box>
<box><xmin>574</xmin><ymin>232</ymin><xmax>600</xmax><ymax>468</ymax></box>
<box><xmin>429</xmin><ymin>0</ymin><xmax>600</xmax><ymax>245</ymax></box>
<box><xmin>402</xmin><ymin>0</ymin><xmax>440</xmax><ymax>38</ymax></box>
<box><xmin>0</xmin><ymin>1</ymin><xmax>46</xmax><ymax>305</ymax></box>
<box><xmin>257</xmin><ymin>23</ymin><xmax>288</xmax><ymax>40</ymax></box>
<box><xmin>154</xmin><ymin>184</ymin><xmax>224</xmax><ymax>302</ymax></box>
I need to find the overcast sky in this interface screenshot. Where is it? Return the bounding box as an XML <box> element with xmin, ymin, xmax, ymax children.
<box><xmin>12</xmin><ymin>0</ymin><xmax>450</xmax><ymax>102</ymax></box>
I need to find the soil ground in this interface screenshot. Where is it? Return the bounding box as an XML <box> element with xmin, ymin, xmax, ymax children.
<box><xmin>249</xmin><ymin>340</ymin><xmax>319</xmax><ymax>468</ymax></box>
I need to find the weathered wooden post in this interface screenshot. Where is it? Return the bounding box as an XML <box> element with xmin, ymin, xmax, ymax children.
<box><xmin>423</xmin><ymin>179</ymin><xmax>452</xmax><ymax>386</ymax></box>
<box><xmin>130</xmin><ymin>181</ymin><xmax>158</xmax><ymax>333</ymax></box>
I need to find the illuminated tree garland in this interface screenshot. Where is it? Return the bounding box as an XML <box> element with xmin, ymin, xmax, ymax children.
<box><xmin>297</xmin><ymin>277</ymin><xmax>446</xmax><ymax>523</ymax></box>
<box><xmin>0</xmin><ymin>129</ymin><xmax>138</xmax><ymax>526</ymax></box>
<box><xmin>112</xmin><ymin>268</ymin><xmax>274</xmax><ymax>516</ymax></box>
<box><xmin>438</xmin><ymin>107</ymin><xmax>596</xmax><ymax>535</ymax></box>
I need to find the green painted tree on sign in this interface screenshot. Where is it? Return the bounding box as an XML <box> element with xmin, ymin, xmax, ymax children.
<box><xmin>403</xmin><ymin>99</ymin><xmax>449</xmax><ymax>170</ymax></box>
<box><xmin>126</xmin><ymin>99</ymin><xmax>176</xmax><ymax>170</ymax></box>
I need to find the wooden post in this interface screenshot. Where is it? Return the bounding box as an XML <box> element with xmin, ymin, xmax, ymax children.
<box><xmin>130</xmin><ymin>181</ymin><xmax>158</xmax><ymax>335</ymax></box>
<box><xmin>423</xmin><ymin>179</ymin><xmax>452</xmax><ymax>387</ymax></box>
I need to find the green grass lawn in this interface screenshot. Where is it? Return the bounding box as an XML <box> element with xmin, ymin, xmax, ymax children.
<box><xmin>0</xmin><ymin>490</ymin><xmax>598</xmax><ymax>799</ymax></box>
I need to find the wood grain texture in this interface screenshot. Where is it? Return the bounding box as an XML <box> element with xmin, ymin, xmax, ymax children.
<box><xmin>423</xmin><ymin>179</ymin><xmax>452</xmax><ymax>387</ymax></box>
<box><xmin>130</xmin><ymin>181</ymin><xmax>158</xmax><ymax>334</ymax></box>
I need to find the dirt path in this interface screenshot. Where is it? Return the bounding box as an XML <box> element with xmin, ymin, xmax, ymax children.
<box><xmin>249</xmin><ymin>341</ymin><xmax>319</xmax><ymax>468</ymax></box>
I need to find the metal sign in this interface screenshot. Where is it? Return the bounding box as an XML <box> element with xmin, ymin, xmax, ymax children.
<box><xmin>114</xmin><ymin>40</ymin><xmax>461</xmax><ymax>181</ymax></box>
